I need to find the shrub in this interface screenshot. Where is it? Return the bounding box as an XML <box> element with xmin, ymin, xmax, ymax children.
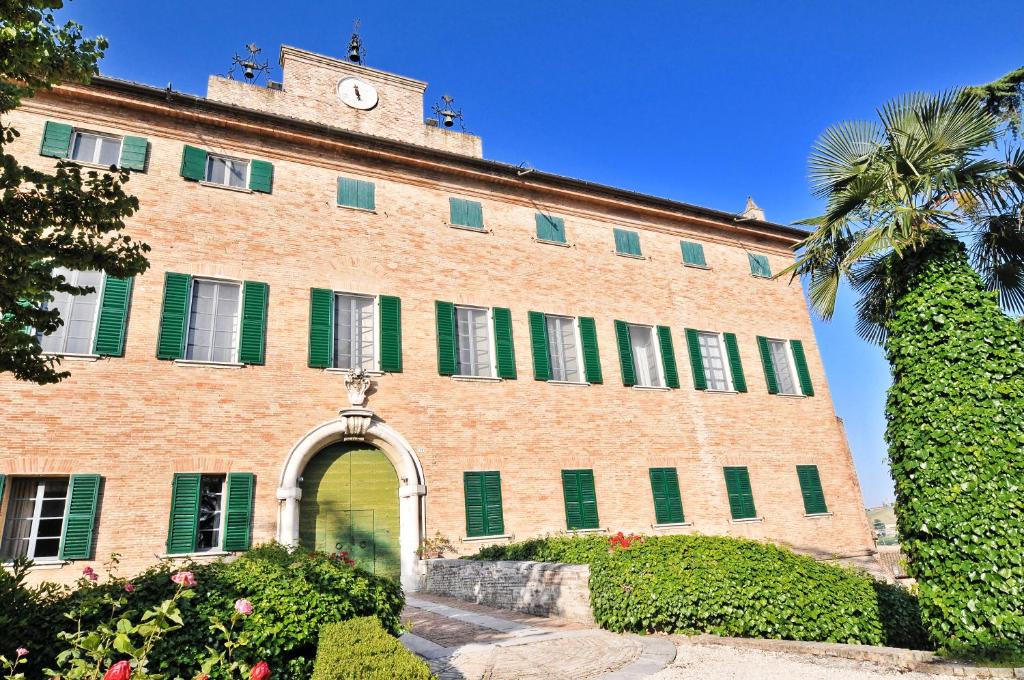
<box><xmin>311</xmin><ymin>617</ymin><xmax>434</xmax><ymax>680</ymax></box>
<box><xmin>469</xmin><ymin>534</ymin><xmax>934</xmax><ymax>650</ymax></box>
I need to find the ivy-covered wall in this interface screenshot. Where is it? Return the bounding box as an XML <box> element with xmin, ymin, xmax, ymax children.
<box><xmin>885</xmin><ymin>237</ymin><xmax>1024</xmax><ymax>655</ymax></box>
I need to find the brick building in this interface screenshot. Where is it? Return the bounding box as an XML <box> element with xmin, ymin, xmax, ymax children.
<box><xmin>1</xmin><ymin>45</ymin><xmax>877</xmax><ymax>589</ymax></box>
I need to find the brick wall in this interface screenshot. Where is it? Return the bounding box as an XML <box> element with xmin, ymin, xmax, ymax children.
<box><xmin>422</xmin><ymin>558</ymin><xmax>594</xmax><ymax>624</ymax></box>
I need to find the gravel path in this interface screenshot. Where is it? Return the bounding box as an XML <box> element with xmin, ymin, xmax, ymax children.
<box><xmin>650</xmin><ymin>643</ymin><xmax>975</xmax><ymax>680</ymax></box>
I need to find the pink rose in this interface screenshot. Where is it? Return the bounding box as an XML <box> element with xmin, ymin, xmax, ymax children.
<box><xmin>15</xmin><ymin>647</ymin><xmax>28</xmax><ymax>658</ymax></box>
<box><xmin>234</xmin><ymin>598</ymin><xmax>254</xmax><ymax>616</ymax></box>
<box><xmin>82</xmin><ymin>566</ymin><xmax>98</xmax><ymax>582</ymax></box>
<box><xmin>250</xmin><ymin>661</ymin><xmax>271</xmax><ymax>680</ymax></box>
<box><xmin>124</xmin><ymin>582</ymin><xmax>135</xmax><ymax>593</ymax></box>
<box><xmin>170</xmin><ymin>571</ymin><xmax>197</xmax><ymax>588</ymax></box>
<box><xmin>103</xmin><ymin>660</ymin><xmax>132</xmax><ymax>680</ymax></box>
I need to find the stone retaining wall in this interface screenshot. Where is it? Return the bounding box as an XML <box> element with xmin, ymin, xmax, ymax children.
<box><xmin>421</xmin><ymin>559</ymin><xmax>594</xmax><ymax>624</ymax></box>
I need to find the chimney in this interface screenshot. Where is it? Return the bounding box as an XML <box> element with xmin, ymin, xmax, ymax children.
<box><xmin>742</xmin><ymin>196</ymin><xmax>766</xmax><ymax>221</ymax></box>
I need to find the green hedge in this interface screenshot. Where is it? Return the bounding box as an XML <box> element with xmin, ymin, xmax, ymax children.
<box><xmin>469</xmin><ymin>535</ymin><xmax>932</xmax><ymax>649</ymax></box>
<box><xmin>311</xmin><ymin>617</ymin><xmax>434</xmax><ymax>680</ymax></box>
<box><xmin>3</xmin><ymin>544</ymin><xmax>404</xmax><ymax>679</ymax></box>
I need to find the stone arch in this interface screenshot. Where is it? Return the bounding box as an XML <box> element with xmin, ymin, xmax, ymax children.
<box><xmin>277</xmin><ymin>408</ymin><xmax>425</xmax><ymax>590</ymax></box>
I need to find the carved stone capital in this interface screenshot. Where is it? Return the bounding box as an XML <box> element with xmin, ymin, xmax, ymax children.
<box><xmin>338</xmin><ymin>407</ymin><xmax>375</xmax><ymax>440</ymax></box>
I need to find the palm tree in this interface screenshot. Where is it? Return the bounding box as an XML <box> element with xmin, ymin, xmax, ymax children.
<box><xmin>786</xmin><ymin>91</ymin><xmax>1024</xmax><ymax>657</ymax></box>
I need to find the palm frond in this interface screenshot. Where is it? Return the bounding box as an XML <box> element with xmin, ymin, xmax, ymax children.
<box><xmin>808</xmin><ymin>120</ymin><xmax>884</xmax><ymax>199</ymax></box>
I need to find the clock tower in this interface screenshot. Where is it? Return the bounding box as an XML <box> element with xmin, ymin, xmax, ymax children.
<box><xmin>206</xmin><ymin>45</ymin><xmax>483</xmax><ymax>158</ymax></box>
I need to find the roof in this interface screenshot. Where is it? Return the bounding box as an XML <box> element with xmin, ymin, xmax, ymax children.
<box><xmin>73</xmin><ymin>75</ymin><xmax>809</xmax><ymax>244</ymax></box>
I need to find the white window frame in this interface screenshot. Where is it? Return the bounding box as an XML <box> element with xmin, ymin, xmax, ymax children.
<box><xmin>331</xmin><ymin>291</ymin><xmax>380</xmax><ymax>373</ymax></box>
<box><xmin>182</xmin><ymin>276</ymin><xmax>244</xmax><ymax>365</ymax></box>
<box><xmin>627</xmin><ymin>323</ymin><xmax>665</xmax><ymax>388</ymax></box>
<box><xmin>38</xmin><ymin>269</ymin><xmax>106</xmax><ymax>358</ymax></box>
<box><xmin>766</xmin><ymin>337</ymin><xmax>802</xmax><ymax>396</ymax></box>
<box><xmin>203</xmin><ymin>153</ymin><xmax>250</xmax><ymax>190</ymax></box>
<box><xmin>68</xmin><ymin>129</ymin><xmax>123</xmax><ymax>168</ymax></box>
<box><xmin>454</xmin><ymin>304</ymin><xmax>497</xmax><ymax>379</ymax></box>
<box><xmin>194</xmin><ymin>474</ymin><xmax>228</xmax><ymax>553</ymax></box>
<box><xmin>0</xmin><ymin>477</ymin><xmax>69</xmax><ymax>563</ymax></box>
<box><xmin>545</xmin><ymin>314</ymin><xmax>586</xmax><ymax>384</ymax></box>
<box><xmin>697</xmin><ymin>331</ymin><xmax>734</xmax><ymax>393</ymax></box>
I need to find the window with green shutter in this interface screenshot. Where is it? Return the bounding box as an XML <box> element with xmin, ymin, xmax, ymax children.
<box><xmin>238</xmin><ymin>281</ymin><xmax>269</xmax><ymax>365</ymax></box>
<box><xmin>796</xmin><ymin>465</ymin><xmax>828</xmax><ymax>515</ymax></box>
<box><xmin>748</xmin><ymin>253</ymin><xmax>772</xmax><ymax>278</ymax></box>
<box><xmin>337</xmin><ymin>177</ymin><xmax>376</xmax><ymax>210</ymax></box>
<box><xmin>40</xmin><ymin>121</ymin><xmax>73</xmax><ymax>158</ymax></box>
<box><xmin>492</xmin><ymin>307</ymin><xmax>517</xmax><ymax>379</ymax></box>
<box><xmin>681</xmin><ymin>241</ymin><xmax>707</xmax><ymax>267</ymax></box>
<box><xmin>561</xmin><ymin>469</ymin><xmax>599</xmax><ymax>530</ymax></box>
<box><xmin>167</xmin><ymin>473</ymin><xmax>252</xmax><ymax>554</ymax></box>
<box><xmin>723</xmin><ymin>466</ymin><xmax>757</xmax><ymax>520</ymax></box>
<box><xmin>649</xmin><ymin>468</ymin><xmax>685</xmax><ymax>524</ymax></box>
<box><xmin>535</xmin><ymin>213</ymin><xmax>566</xmax><ymax>243</ymax></box>
<box><xmin>613</xmin><ymin>228</ymin><xmax>642</xmax><ymax>257</ymax></box>
<box><xmin>449</xmin><ymin>198</ymin><xmax>484</xmax><ymax>230</ymax></box>
<box><xmin>58</xmin><ymin>474</ymin><xmax>102</xmax><ymax>560</ymax></box>
<box><xmin>463</xmin><ymin>471</ymin><xmax>504</xmax><ymax>537</ymax></box>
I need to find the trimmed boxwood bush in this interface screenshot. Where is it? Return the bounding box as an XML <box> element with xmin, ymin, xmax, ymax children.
<box><xmin>311</xmin><ymin>616</ymin><xmax>434</xmax><ymax>680</ymax></box>
<box><xmin>469</xmin><ymin>534</ymin><xmax>932</xmax><ymax>649</ymax></box>
<box><xmin>4</xmin><ymin>544</ymin><xmax>404</xmax><ymax>679</ymax></box>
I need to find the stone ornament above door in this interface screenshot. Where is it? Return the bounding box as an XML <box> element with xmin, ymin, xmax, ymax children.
<box><xmin>345</xmin><ymin>368</ymin><xmax>372</xmax><ymax>407</ymax></box>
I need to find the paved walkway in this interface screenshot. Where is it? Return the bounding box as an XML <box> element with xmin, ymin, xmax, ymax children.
<box><xmin>400</xmin><ymin>593</ymin><xmax>676</xmax><ymax>680</ymax></box>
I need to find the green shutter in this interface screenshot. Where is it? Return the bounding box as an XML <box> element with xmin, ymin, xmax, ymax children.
<box><xmin>684</xmin><ymin>328</ymin><xmax>707</xmax><ymax>391</ymax></box>
<box><xmin>649</xmin><ymin>468</ymin><xmax>684</xmax><ymax>524</ymax></box>
<box><xmin>248</xmin><ymin>160</ymin><xmax>274</xmax><ymax>193</ymax></box>
<box><xmin>93</xmin><ymin>275</ymin><xmax>132</xmax><ymax>357</ymax></box>
<box><xmin>450</xmin><ymin>198</ymin><xmax>484</xmax><ymax>229</ymax></box>
<box><xmin>614</xmin><ymin>228</ymin><xmax>642</xmax><ymax>256</ymax></box>
<box><xmin>379</xmin><ymin>295</ymin><xmax>403</xmax><ymax>372</ymax></box>
<box><xmin>223</xmin><ymin>473</ymin><xmax>255</xmax><ymax>551</ymax></box>
<box><xmin>724</xmin><ymin>467</ymin><xmax>757</xmax><ymax>520</ymax></box>
<box><xmin>579</xmin><ymin>470</ymin><xmax>599</xmax><ymax>529</ymax></box>
<box><xmin>308</xmin><ymin>288</ymin><xmax>334</xmax><ymax>369</ymax></box>
<box><xmin>40</xmin><ymin>121</ymin><xmax>73</xmax><ymax>158</ymax></box>
<box><xmin>535</xmin><ymin>213</ymin><xmax>566</xmax><ymax>243</ymax></box>
<box><xmin>464</xmin><ymin>471</ymin><xmax>504</xmax><ymax>537</ymax></box>
<box><xmin>614</xmin><ymin>320</ymin><xmax>636</xmax><ymax>387</ymax></box>
<box><xmin>493</xmin><ymin>307</ymin><xmax>517</xmax><ymax>379</ymax></box>
<box><xmin>166</xmin><ymin>473</ymin><xmax>201</xmax><ymax>554</ymax></box>
<box><xmin>722</xmin><ymin>332</ymin><xmax>747</xmax><ymax>393</ymax></box>
<box><xmin>156</xmin><ymin>273</ymin><xmax>191</xmax><ymax>360</ymax></box>
<box><xmin>796</xmin><ymin>465</ymin><xmax>828</xmax><ymax>515</ymax></box>
<box><xmin>358</xmin><ymin>180</ymin><xmax>375</xmax><ymax>210</ymax></box>
<box><xmin>756</xmin><ymin>336</ymin><xmax>779</xmax><ymax>394</ymax></box>
<box><xmin>656</xmin><ymin>326</ymin><xmax>680</xmax><ymax>388</ymax></box>
<box><xmin>749</xmin><ymin>254</ymin><xmax>771</xmax><ymax>277</ymax></box>
<box><xmin>562</xmin><ymin>469</ymin><xmax>598</xmax><ymax>530</ymax></box>
<box><xmin>337</xmin><ymin>177</ymin><xmax>375</xmax><ymax>210</ymax></box>
<box><xmin>435</xmin><ymin>301</ymin><xmax>457</xmax><ymax>376</ymax></box>
<box><xmin>239</xmin><ymin>281</ymin><xmax>269</xmax><ymax>365</ymax></box>
<box><xmin>578</xmin><ymin>316</ymin><xmax>603</xmax><ymax>384</ymax></box>
<box><xmin>0</xmin><ymin>475</ymin><xmax>5</xmax><ymax>508</ymax></box>
<box><xmin>180</xmin><ymin>145</ymin><xmax>207</xmax><ymax>181</ymax></box>
<box><xmin>681</xmin><ymin>241</ymin><xmax>706</xmax><ymax>266</ymax></box>
<box><xmin>119</xmin><ymin>136</ymin><xmax>149</xmax><ymax>171</ymax></box>
<box><xmin>58</xmin><ymin>474</ymin><xmax>101</xmax><ymax>560</ymax></box>
<box><xmin>790</xmin><ymin>339</ymin><xmax>814</xmax><ymax>396</ymax></box>
<box><xmin>528</xmin><ymin>311</ymin><xmax>551</xmax><ymax>381</ymax></box>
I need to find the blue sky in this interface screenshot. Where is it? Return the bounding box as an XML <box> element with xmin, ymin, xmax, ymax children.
<box><xmin>57</xmin><ymin>1</ymin><xmax>1024</xmax><ymax>507</ymax></box>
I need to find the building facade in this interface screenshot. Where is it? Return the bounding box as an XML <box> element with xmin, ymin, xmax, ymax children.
<box><xmin>1</xmin><ymin>46</ymin><xmax>876</xmax><ymax>590</ymax></box>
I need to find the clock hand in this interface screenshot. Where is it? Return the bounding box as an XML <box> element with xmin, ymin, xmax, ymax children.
<box><xmin>353</xmin><ymin>84</ymin><xmax>361</xmax><ymax>101</ymax></box>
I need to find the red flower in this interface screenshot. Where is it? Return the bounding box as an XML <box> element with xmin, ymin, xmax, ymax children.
<box><xmin>103</xmin><ymin>660</ymin><xmax>132</xmax><ymax>680</ymax></box>
<box><xmin>250</xmin><ymin>661</ymin><xmax>271</xmax><ymax>680</ymax></box>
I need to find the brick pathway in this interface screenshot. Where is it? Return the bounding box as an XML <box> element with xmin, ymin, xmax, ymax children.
<box><xmin>400</xmin><ymin>594</ymin><xmax>676</xmax><ymax>679</ymax></box>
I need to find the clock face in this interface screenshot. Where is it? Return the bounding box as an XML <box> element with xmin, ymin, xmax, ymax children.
<box><xmin>337</xmin><ymin>77</ymin><xmax>379</xmax><ymax>110</ymax></box>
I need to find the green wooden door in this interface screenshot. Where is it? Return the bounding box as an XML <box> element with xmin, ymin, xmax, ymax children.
<box><xmin>299</xmin><ymin>444</ymin><xmax>400</xmax><ymax>581</ymax></box>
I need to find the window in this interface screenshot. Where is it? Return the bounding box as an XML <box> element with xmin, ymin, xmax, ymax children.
<box><xmin>334</xmin><ymin>293</ymin><xmax>376</xmax><ymax>370</ymax></box>
<box><xmin>464</xmin><ymin>471</ymin><xmax>504</xmax><ymax>537</ymax></box>
<box><xmin>205</xmin><ymin>155</ymin><xmax>248</xmax><ymax>189</ymax></box>
<box><xmin>455</xmin><ymin>306</ymin><xmax>494</xmax><ymax>377</ymax></box>
<box><xmin>681</xmin><ymin>241</ymin><xmax>707</xmax><ymax>267</ymax></box>
<box><xmin>796</xmin><ymin>465</ymin><xmax>828</xmax><ymax>515</ymax></box>
<box><xmin>767</xmin><ymin>339</ymin><xmax>799</xmax><ymax>396</ymax></box>
<box><xmin>697</xmin><ymin>332</ymin><xmax>731</xmax><ymax>391</ymax></box>
<box><xmin>649</xmin><ymin>468</ymin><xmax>685</xmax><ymax>524</ymax></box>
<box><xmin>167</xmin><ymin>473</ymin><xmax>254</xmax><ymax>555</ymax></box>
<box><xmin>337</xmin><ymin>177</ymin><xmax>376</xmax><ymax>210</ymax></box>
<box><xmin>546</xmin><ymin>315</ymin><xmax>581</xmax><ymax>382</ymax></box>
<box><xmin>628</xmin><ymin>324</ymin><xmax>664</xmax><ymax>387</ymax></box>
<box><xmin>535</xmin><ymin>213</ymin><xmax>566</xmax><ymax>244</ymax></box>
<box><xmin>613</xmin><ymin>228</ymin><xmax>642</xmax><ymax>257</ymax></box>
<box><xmin>0</xmin><ymin>478</ymin><xmax>68</xmax><ymax>561</ymax></box>
<box><xmin>561</xmin><ymin>469</ymin><xmax>599</xmax><ymax>530</ymax></box>
<box><xmin>196</xmin><ymin>476</ymin><xmax>225</xmax><ymax>552</ymax></box>
<box><xmin>69</xmin><ymin>131</ymin><xmax>121</xmax><ymax>166</ymax></box>
<box><xmin>38</xmin><ymin>268</ymin><xmax>104</xmax><ymax>355</ymax></box>
<box><xmin>185</xmin><ymin>279</ymin><xmax>241</xmax><ymax>363</ymax></box>
<box><xmin>749</xmin><ymin>253</ymin><xmax>772</xmax><ymax>278</ymax></box>
<box><xmin>449</xmin><ymin>198</ymin><xmax>484</xmax><ymax>229</ymax></box>
<box><xmin>724</xmin><ymin>466</ymin><xmax>757</xmax><ymax>520</ymax></box>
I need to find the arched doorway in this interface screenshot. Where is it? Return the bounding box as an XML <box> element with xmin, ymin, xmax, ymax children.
<box><xmin>298</xmin><ymin>443</ymin><xmax>400</xmax><ymax>580</ymax></box>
